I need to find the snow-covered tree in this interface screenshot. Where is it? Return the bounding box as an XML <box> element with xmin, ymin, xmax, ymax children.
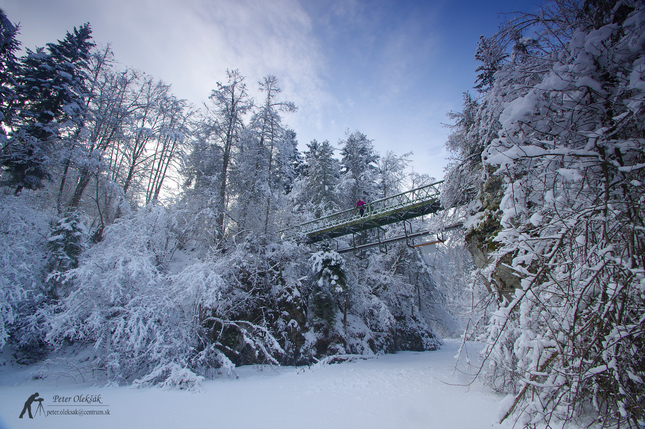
<box><xmin>338</xmin><ymin>130</ymin><xmax>380</xmax><ymax>207</ymax></box>
<box><xmin>474</xmin><ymin>35</ymin><xmax>508</xmax><ymax>93</ymax></box>
<box><xmin>65</xmin><ymin>58</ymin><xmax>133</xmax><ymax>212</ymax></box>
<box><xmin>178</xmin><ymin>118</ymin><xmax>225</xmax><ymax>249</ymax></box>
<box><xmin>275</xmin><ymin>128</ymin><xmax>301</xmax><ymax>195</ymax></box>
<box><xmin>301</xmin><ymin>139</ymin><xmax>341</xmax><ymax>217</ymax></box>
<box><xmin>45</xmin><ymin>211</ymin><xmax>87</xmax><ymax>299</ymax></box>
<box><xmin>445</xmin><ymin>1</ymin><xmax>645</xmax><ymax>426</ymax></box>
<box><xmin>116</xmin><ymin>78</ymin><xmax>171</xmax><ymax>203</ymax></box>
<box><xmin>249</xmin><ymin>75</ymin><xmax>297</xmax><ymax>234</ymax></box>
<box><xmin>231</xmin><ymin>75</ymin><xmax>297</xmax><ymax>236</ymax></box>
<box><xmin>1</xmin><ymin>23</ymin><xmax>94</xmax><ymax>195</ymax></box>
<box><xmin>0</xmin><ymin>10</ymin><xmax>20</xmax><ymax>142</ymax></box>
<box><xmin>377</xmin><ymin>150</ymin><xmax>411</xmax><ymax>198</ymax></box>
<box><xmin>231</xmin><ymin>128</ymin><xmax>271</xmax><ymax>234</ymax></box>
<box><xmin>142</xmin><ymin>95</ymin><xmax>191</xmax><ymax>204</ymax></box>
<box><xmin>0</xmin><ymin>194</ymin><xmax>52</xmax><ymax>360</ymax></box>
<box><xmin>442</xmin><ymin>92</ymin><xmax>483</xmax><ymax>209</ymax></box>
<box><xmin>310</xmin><ymin>249</ymin><xmax>348</xmax><ymax>327</ymax></box>
<box><xmin>205</xmin><ymin>235</ymin><xmax>308</xmax><ymax>365</ymax></box>
<box><xmin>344</xmin><ymin>243</ymin><xmax>442</xmax><ymax>353</ymax></box>
<box><xmin>46</xmin><ymin>205</ymin><xmax>188</xmax><ymax>384</ymax></box>
<box><xmin>199</xmin><ymin>69</ymin><xmax>253</xmax><ymax>239</ymax></box>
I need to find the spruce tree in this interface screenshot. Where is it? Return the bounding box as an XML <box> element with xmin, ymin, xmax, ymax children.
<box><xmin>310</xmin><ymin>249</ymin><xmax>348</xmax><ymax>328</ymax></box>
<box><xmin>0</xmin><ymin>10</ymin><xmax>19</xmax><ymax>138</ymax></box>
<box><xmin>473</xmin><ymin>35</ymin><xmax>507</xmax><ymax>93</ymax></box>
<box><xmin>45</xmin><ymin>212</ymin><xmax>86</xmax><ymax>299</ymax></box>
<box><xmin>339</xmin><ymin>130</ymin><xmax>380</xmax><ymax>207</ymax></box>
<box><xmin>1</xmin><ymin>23</ymin><xmax>94</xmax><ymax>194</ymax></box>
<box><xmin>304</xmin><ymin>139</ymin><xmax>340</xmax><ymax>217</ymax></box>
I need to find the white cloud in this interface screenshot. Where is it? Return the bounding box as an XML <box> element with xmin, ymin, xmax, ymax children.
<box><xmin>95</xmin><ymin>0</ymin><xmax>329</xmax><ymax>104</ymax></box>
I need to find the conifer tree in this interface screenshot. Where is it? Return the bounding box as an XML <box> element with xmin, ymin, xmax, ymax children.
<box><xmin>304</xmin><ymin>139</ymin><xmax>340</xmax><ymax>217</ymax></box>
<box><xmin>232</xmin><ymin>75</ymin><xmax>296</xmax><ymax>235</ymax></box>
<box><xmin>339</xmin><ymin>130</ymin><xmax>379</xmax><ymax>207</ymax></box>
<box><xmin>45</xmin><ymin>212</ymin><xmax>86</xmax><ymax>299</ymax></box>
<box><xmin>442</xmin><ymin>92</ymin><xmax>483</xmax><ymax>208</ymax></box>
<box><xmin>277</xmin><ymin>128</ymin><xmax>301</xmax><ymax>194</ymax></box>
<box><xmin>473</xmin><ymin>35</ymin><xmax>507</xmax><ymax>93</ymax></box>
<box><xmin>1</xmin><ymin>23</ymin><xmax>94</xmax><ymax>194</ymax></box>
<box><xmin>0</xmin><ymin>10</ymin><xmax>19</xmax><ymax>139</ymax></box>
<box><xmin>310</xmin><ymin>249</ymin><xmax>347</xmax><ymax>327</ymax></box>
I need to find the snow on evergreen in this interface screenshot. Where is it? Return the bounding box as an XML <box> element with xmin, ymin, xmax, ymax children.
<box><xmin>444</xmin><ymin>1</ymin><xmax>645</xmax><ymax>427</ymax></box>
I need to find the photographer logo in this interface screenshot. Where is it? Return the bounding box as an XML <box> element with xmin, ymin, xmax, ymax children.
<box><xmin>18</xmin><ymin>392</ymin><xmax>111</xmax><ymax>419</ymax></box>
<box><xmin>19</xmin><ymin>392</ymin><xmax>44</xmax><ymax>419</ymax></box>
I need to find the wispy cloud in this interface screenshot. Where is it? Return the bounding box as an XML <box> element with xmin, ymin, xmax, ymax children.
<box><xmin>8</xmin><ymin>0</ymin><xmax>531</xmax><ymax>178</ymax></box>
<box><xmin>88</xmin><ymin>0</ymin><xmax>330</xmax><ymax>108</ymax></box>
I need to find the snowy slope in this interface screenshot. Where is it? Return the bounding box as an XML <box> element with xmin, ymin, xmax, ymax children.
<box><xmin>0</xmin><ymin>340</ymin><xmax>538</xmax><ymax>429</ymax></box>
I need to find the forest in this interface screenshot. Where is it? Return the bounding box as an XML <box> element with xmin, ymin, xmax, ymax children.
<box><xmin>1</xmin><ymin>0</ymin><xmax>644</xmax><ymax>428</ymax></box>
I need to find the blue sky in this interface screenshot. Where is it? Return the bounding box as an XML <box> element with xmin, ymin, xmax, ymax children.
<box><xmin>2</xmin><ymin>0</ymin><xmax>541</xmax><ymax>180</ymax></box>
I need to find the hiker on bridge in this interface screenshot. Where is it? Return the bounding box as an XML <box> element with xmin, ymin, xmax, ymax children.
<box><xmin>356</xmin><ymin>198</ymin><xmax>366</xmax><ymax>216</ymax></box>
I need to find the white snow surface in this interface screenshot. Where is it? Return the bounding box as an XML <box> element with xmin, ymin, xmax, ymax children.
<box><xmin>0</xmin><ymin>339</ymin><xmax>523</xmax><ymax>429</ymax></box>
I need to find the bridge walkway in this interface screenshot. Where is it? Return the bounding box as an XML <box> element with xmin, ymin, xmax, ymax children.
<box><xmin>281</xmin><ymin>181</ymin><xmax>443</xmax><ymax>243</ymax></box>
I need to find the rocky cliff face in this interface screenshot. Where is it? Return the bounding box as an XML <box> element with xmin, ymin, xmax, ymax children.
<box><xmin>463</xmin><ymin>175</ymin><xmax>520</xmax><ymax>301</ymax></box>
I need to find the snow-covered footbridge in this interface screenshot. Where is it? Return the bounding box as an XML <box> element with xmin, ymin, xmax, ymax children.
<box><xmin>281</xmin><ymin>181</ymin><xmax>446</xmax><ymax>248</ymax></box>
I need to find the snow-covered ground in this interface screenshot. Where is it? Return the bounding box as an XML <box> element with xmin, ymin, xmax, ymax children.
<box><xmin>0</xmin><ymin>339</ymin><xmax>516</xmax><ymax>429</ymax></box>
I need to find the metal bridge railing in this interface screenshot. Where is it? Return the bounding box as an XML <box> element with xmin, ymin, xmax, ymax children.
<box><xmin>282</xmin><ymin>180</ymin><xmax>443</xmax><ymax>238</ymax></box>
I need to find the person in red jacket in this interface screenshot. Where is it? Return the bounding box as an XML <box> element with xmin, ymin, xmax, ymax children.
<box><xmin>356</xmin><ymin>198</ymin><xmax>366</xmax><ymax>216</ymax></box>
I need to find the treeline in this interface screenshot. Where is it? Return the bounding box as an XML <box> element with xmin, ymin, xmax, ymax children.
<box><xmin>0</xmin><ymin>9</ymin><xmax>453</xmax><ymax>389</ymax></box>
<box><xmin>443</xmin><ymin>0</ymin><xmax>645</xmax><ymax>427</ymax></box>
<box><xmin>0</xmin><ymin>18</ymin><xmax>191</xmax><ymax>235</ymax></box>
<box><xmin>0</xmin><ymin>11</ymin><xmax>431</xmax><ymax>244</ymax></box>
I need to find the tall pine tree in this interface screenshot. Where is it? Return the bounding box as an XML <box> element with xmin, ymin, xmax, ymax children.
<box><xmin>338</xmin><ymin>130</ymin><xmax>380</xmax><ymax>207</ymax></box>
<box><xmin>0</xmin><ymin>10</ymin><xmax>20</xmax><ymax>140</ymax></box>
<box><xmin>1</xmin><ymin>23</ymin><xmax>94</xmax><ymax>194</ymax></box>
<box><xmin>304</xmin><ymin>139</ymin><xmax>340</xmax><ymax>217</ymax></box>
